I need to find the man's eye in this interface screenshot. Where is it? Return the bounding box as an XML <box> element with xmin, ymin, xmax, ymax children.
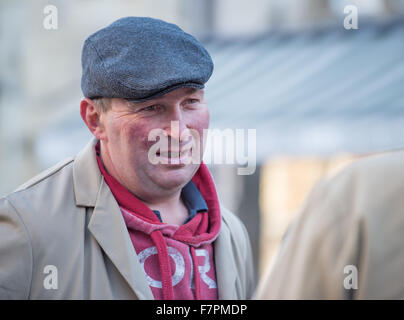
<box><xmin>186</xmin><ymin>99</ymin><xmax>199</xmax><ymax>104</ymax></box>
<box><xmin>141</xmin><ymin>105</ymin><xmax>161</xmax><ymax>112</ymax></box>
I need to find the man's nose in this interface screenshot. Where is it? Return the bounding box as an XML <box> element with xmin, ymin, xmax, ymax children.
<box><xmin>163</xmin><ymin>107</ymin><xmax>189</xmax><ymax>141</ymax></box>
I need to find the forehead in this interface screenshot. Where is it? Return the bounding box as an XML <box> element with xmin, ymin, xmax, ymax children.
<box><xmin>152</xmin><ymin>87</ymin><xmax>203</xmax><ymax>102</ymax></box>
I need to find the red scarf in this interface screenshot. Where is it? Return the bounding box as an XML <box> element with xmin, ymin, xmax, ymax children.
<box><xmin>95</xmin><ymin>143</ymin><xmax>221</xmax><ymax>299</ymax></box>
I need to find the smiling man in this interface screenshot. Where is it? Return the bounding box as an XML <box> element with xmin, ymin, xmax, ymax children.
<box><xmin>0</xmin><ymin>17</ymin><xmax>255</xmax><ymax>299</ymax></box>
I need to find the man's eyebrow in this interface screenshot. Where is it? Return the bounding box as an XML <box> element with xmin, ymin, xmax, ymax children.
<box><xmin>185</xmin><ymin>88</ymin><xmax>205</xmax><ymax>98</ymax></box>
<box><xmin>185</xmin><ymin>88</ymin><xmax>197</xmax><ymax>94</ymax></box>
<box><xmin>126</xmin><ymin>100</ymin><xmax>153</xmax><ymax>109</ymax></box>
<box><xmin>187</xmin><ymin>88</ymin><xmax>205</xmax><ymax>95</ymax></box>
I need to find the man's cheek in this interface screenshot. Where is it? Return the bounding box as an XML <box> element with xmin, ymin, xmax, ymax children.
<box><xmin>126</xmin><ymin>123</ymin><xmax>151</xmax><ymax>144</ymax></box>
<box><xmin>197</xmin><ymin>113</ymin><xmax>210</xmax><ymax>140</ymax></box>
<box><xmin>192</xmin><ymin>108</ymin><xmax>209</xmax><ymax>130</ymax></box>
<box><xmin>190</xmin><ymin>111</ymin><xmax>209</xmax><ymax>151</ymax></box>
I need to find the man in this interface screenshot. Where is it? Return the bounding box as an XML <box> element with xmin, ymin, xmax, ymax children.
<box><xmin>0</xmin><ymin>17</ymin><xmax>255</xmax><ymax>299</ymax></box>
<box><xmin>256</xmin><ymin>150</ymin><xmax>404</xmax><ymax>299</ymax></box>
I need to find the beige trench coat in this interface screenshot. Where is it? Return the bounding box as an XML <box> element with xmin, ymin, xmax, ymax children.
<box><xmin>0</xmin><ymin>139</ymin><xmax>255</xmax><ymax>299</ymax></box>
<box><xmin>256</xmin><ymin>150</ymin><xmax>404</xmax><ymax>299</ymax></box>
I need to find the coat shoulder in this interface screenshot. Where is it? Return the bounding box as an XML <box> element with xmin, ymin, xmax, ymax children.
<box><xmin>220</xmin><ymin>206</ymin><xmax>248</xmax><ymax>238</ymax></box>
<box><xmin>5</xmin><ymin>157</ymin><xmax>76</xmax><ymax>228</ymax></box>
<box><xmin>13</xmin><ymin>157</ymin><xmax>74</xmax><ymax>193</ymax></box>
<box><xmin>220</xmin><ymin>205</ymin><xmax>251</xmax><ymax>255</ymax></box>
<box><xmin>219</xmin><ymin>205</ymin><xmax>256</xmax><ymax>298</ymax></box>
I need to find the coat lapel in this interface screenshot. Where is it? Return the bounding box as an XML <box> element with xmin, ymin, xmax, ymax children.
<box><xmin>88</xmin><ymin>178</ymin><xmax>154</xmax><ymax>299</ymax></box>
<box><xmin>214</xmin><ymin>219</ymin><xmax>238</xmax><ymax>299</ymax></box>
<box><xmin>73</xmin><ymin>138</ymin><xmax>153</xmax><ymax>299</ymax></box>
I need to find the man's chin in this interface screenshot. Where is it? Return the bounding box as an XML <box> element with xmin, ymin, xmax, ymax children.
<box><xmin>151</xmin><ymin>163</ymin><xmax>199</xmax><ymax>189</ymax></box>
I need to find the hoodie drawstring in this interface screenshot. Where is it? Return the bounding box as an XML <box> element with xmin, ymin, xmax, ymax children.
<box><xmin>151</xmin><ymin>230</ymin><xmax>202</xmax><ymax>300</ymax></box>
<box><xmin>150</xmin><ymin>230</ymin><xmax>174</xmax><ymax>300</ymax></box>
<box><xmin>190</xmin><ymin>246</ymin><xmax>202</xmax><ymax>300</ymax></box>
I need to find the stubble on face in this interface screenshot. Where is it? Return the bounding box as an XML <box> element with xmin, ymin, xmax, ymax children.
<box><xmin>98</xmin><ymin>88</ymin><xmax>209</xmax><ymax>202</ymax></box>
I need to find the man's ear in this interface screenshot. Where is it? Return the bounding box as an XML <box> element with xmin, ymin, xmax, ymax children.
<box><xmin>80</xmin><ymin>98</ymin><xmax>107</xmax><ymax>140</ymax></box>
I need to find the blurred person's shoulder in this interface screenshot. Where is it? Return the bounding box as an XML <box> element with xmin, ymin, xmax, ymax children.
<box><xmin>321</xmin><ymin>149</ymin><xmax>404</xmax><ymax>203</ymax></box>
<box><xmin>297</xmin><ymin>149</ymin><xmax>404</xmax><ymax>229</ymax></box>
<box><xmin>257</xmin><ymin>151</ymin><xmax>404</xmax><ymax>299</ymax></box>
<box><xmin>285</xmin><ymin>150</ymin><xmax>404</xmax><ymax>235</ymax></box>
<box><xmin>331</xmin><ymin>149</ymin><xmax>404</xmax><ymax>183</ymax></box>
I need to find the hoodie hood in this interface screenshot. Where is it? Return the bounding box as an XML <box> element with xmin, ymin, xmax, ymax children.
<box><xmin>95</xmin><ymin>142</ymin><xmax>221</xmax><ymax>299</ymax></box>
<box><xmin>95</xmin><ymin>152</ymin><xmax>221</xmax><ymax>246</ymax></box>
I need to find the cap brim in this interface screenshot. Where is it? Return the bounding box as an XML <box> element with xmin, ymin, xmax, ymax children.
<box><xmin>125</xmin><ymin>82</ymin><xmax>205</xmax><ymax>103</ymax></box>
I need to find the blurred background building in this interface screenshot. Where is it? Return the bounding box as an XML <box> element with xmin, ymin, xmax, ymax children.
<box><xmin>1</xmin><ymin>0</ymin><xmax>404</xmax><ymax>282</ymax></box>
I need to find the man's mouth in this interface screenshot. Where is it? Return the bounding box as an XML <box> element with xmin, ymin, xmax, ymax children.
<box><xmin>157</xmin><ymin>150</ymin><xmax>189</xmax><ymax>158</ymax></box>
<box><xmin>155</xmin><ymin>147</ymin><xmax>194</xmax><ymax>165</ymax></box>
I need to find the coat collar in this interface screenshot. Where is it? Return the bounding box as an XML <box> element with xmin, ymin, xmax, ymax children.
<box><xmin>72</xmin><ymin>138</ymin><xmax>101</xmax><ymax>207</ymax></box>
<box><xmin>72</xmin><ymin>138</ymin><xmax>238</xmax><ymax>300</ymax></box>
<box><xmin>214</xmin><ymin>217</ymin><xmax>238</xmax><ymax>299</ymax></box>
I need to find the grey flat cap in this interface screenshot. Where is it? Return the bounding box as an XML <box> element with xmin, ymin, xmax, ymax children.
<box><xmin>81</xmin><ymin>17</ymin><xmax>214</xmax><ymax>102</ymax></box>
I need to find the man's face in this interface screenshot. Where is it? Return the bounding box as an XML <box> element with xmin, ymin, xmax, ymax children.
<box><xmin>97</xmin><ymin>88</ymin><xmax>209</xmax><ymax>200</ymax></box>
